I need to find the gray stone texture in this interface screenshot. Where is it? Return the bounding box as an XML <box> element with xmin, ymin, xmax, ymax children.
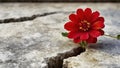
<box><xmin>0</xmin><ymin>3</ymin><xmax>119</xmax><ymax>68</ymax></box>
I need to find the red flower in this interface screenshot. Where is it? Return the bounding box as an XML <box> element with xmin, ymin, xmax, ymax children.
<box><xmin>64</xmin><ymin>8</ymin><xmax>105</xmax><ymax>43</ymax></box>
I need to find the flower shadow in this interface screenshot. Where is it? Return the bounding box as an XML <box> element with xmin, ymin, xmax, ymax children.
<box><xmin>88</xmin><ymin>36</ymin><xmax>120</xmax><ymax>56</ymax></box>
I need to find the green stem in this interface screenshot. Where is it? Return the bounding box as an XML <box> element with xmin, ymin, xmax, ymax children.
<box><xmin>79</xmin><ymin>41</ymin><xmax>87</xmax><ymax>49</ymax></box>
<box><xmin>104</xmin><ymin>34</ymin><xmax>117</xmax><ymax>39</ymax></box>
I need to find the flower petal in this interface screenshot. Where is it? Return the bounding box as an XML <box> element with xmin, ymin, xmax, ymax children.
<box><xmin>99</xmin><ymin>29</ymin><xmax>104</xmax><ymax>35</ymax></box>
<box><xmin>86</xmin><ymin>36</ymin><xmax>97</xmax><ymax>43</ymax></box>
<box><xmin>80</xmin><ymin>32</ymin><xmax>89</xmax><ymax>40</ymax></box>
<box><xmin>76</xmin><ymin>8</ymin><xmax>84</xmax><ymax>20</ymax></box>
<box><xmin>91</xmin><ymin>11</ymin><xmax>100</xmax><ymax>22</ymax></box>
<box><xmin>68</xmin><ymin>31</ymin><xmax>80</xmax><ymax>39</ymax></box>
<box><xmin>92</xmin><ymin>21</ymin><xmax>105</xmax><ymax>29</ymax></box>
<box><xmin>97</xmin><ymin>17</ymin><xmax>104</xmax><ymax>22</ymax></box>
<box><xmin>74</xmin><ymin>37</ymin><xmax>81</xmax><ymax>43</ymax></box>
<box><xmin>84</xmin><ymin>8</ymin><xmax>92</xmax><ymax>21</ymax></box>
<box><xmin>69</xmin><ymin>14</ymin><xmax>78</xmax><ymax>23</ymax></box>
<box><xmin>64</xmin><ymin>22</ymin><xmax>78</xmax><ymax>31</ymax></box>
<box><xmin>89</xmin><ymin>30</ymin><xmax>101</xmax><ymax>38</ymax></box>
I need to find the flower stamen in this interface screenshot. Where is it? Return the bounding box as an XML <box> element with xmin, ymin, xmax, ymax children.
<box><xmin>79</xmin><ymin>20</ymin><xmax>91</xmax><ymax>31</ymax></box>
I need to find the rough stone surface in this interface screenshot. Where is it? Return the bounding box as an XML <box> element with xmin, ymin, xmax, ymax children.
<box><xmin>0</xmin><ymin>12</ymin><xmax>80</xmax><ymax>68</ymax></box>
<box><xmin>64</xmin><ymin>37</ymin><xmax>120</xmax><ymax>68</ymax></box>
<box><xmin>0</xmin><ymin>3</ymin><xmax>119</xmax><ymax>68</ymax></box>
<box><xmin>63</xmin><ymin>45</ymin><xmax>120</xmax><ymax>68</ymax></box>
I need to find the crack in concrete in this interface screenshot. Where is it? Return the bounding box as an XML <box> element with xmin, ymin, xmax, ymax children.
<box><xmin>0</xmin><ymin>10</ymin><xmax>82</xmax><ymax>68</ymax></box>
<box><xmin>0</xmin><ymin>11</ymin><xmax>74</xmax><ymax>23</ymax></box>
<box><xmin>45</xmin><ymin>47</ymin><xmax>85</xmax><ymax>68</ymax></box>
<box><xmin>0</xmin><ymin>47</ymin><xmax>85</xmax><ymax>68</ymax></box>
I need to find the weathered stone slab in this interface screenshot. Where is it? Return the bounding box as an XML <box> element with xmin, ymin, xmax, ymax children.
<box><xmin>0</xmin><ymin>3</ymin><xmax>119</xmax><ymax>68</ymax></box>
<box><xmin>0</xmin><ymin>11</ymin><xmax>83</xmax><ymax>68</ymax></box>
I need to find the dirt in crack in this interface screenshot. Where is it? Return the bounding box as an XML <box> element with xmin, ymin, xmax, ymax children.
<box><xmin>0</xmin><ymin>11</ymin><xmax>74</xmax><ymax>24</ymax></box>
<box><xmin>45</xmin><ymin>47</ymin><xmax>85</xmax><ymax>68</ymax></box>
<box><xmin>0</xmin><ymin>12</ymin><xmax>59</xmax><ymax>23</ymax></box>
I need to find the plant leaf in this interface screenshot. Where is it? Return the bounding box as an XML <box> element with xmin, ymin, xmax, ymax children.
<box><xmin>117</xmin><ymin>35</ymin><xmax>120</xmax><ymax>40</ymax></box>
<box><xmin>61</xmin><ymin>32</ymin><xmax>68</xmax><ymax>37</ymax></box>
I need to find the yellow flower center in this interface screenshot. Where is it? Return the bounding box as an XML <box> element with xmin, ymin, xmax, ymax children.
<box><xmin>79</xmin><ymin>20</ymin><xmax>90</xmax><ymax>31</ymax></box>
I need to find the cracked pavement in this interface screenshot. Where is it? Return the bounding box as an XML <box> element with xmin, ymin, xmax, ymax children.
<box><xmin>0</xmin><ymin>3</ymin><xmax>120</xmax><ymax>68</ymax></box>
<box><xmin>0</xmin><ymin>11</ymin><xmax>74</xmax><ymax>23</ymax></box>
